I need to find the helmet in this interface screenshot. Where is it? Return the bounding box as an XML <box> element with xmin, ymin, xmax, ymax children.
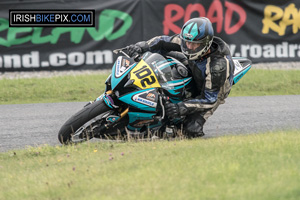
<box><xmin>180</xmin><ymin>17</ymin><xmax>214</xmax><ymax>60</ymax></box>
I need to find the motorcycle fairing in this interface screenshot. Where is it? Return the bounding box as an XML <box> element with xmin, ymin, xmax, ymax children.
<box><xmin>128</xmin><ymin>112</ymin><xmax>155</xmax><ymax>124</ymax></box>
<box><xmin>152</xmin><ymin>59</ymin><xmax>179</xmax><ymax>72</ymax></box>
<box><xmin>232</xmin><ymin>57</ymin><xmax>252</xmax><ymax>85</ymax></box>
<box><xmin>111</xmin><ymin>56</ymin><xmax>136</xmax><ymax>90</ymax></box>
<box><xmin>161</xmin><ymin>77</ymin><xmax>192</xmax><ymax>96</ymax></box>
<box><xmin>103</xmin><ymin>95</ymin><xmax>114</xmax><ymax>109</ymax></box>
<box><xmin>130</xmin><ymin>59</ymin><xmax>161</xmax><ymax>89</ymax></box>
<box><xmin>106</xmin><ymin>115</ymin><xmax>120</xmax><ymax>123</ymax></box>
<box><xmin>127</xmin><ymin>122</ymin><xmax>162</xmax><ymax>132</ymax></box>
<box><xmin>97</xmin><ymin>93</ymin><xmax>119</xmax><ymax>109</ymax></box>
<box><xmin>127</xmin><ymin>112</ymin><xmax>162</xmax><ymax>131</ymax></box>
<box><xmin>119</xmin><ymin>88</ymin><xmax>158</xmax><ymax>112</ymax></box>
<box><xmin>128</xmin><ymin>112</ymin><xmax>155</xmax><ymax>130</ymax></box>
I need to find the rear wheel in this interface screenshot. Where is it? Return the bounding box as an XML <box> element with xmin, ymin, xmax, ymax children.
<box><xmin>58</xmin><ymin>100</ymin><xmax>113</xmax><ymax>144</ymax></box>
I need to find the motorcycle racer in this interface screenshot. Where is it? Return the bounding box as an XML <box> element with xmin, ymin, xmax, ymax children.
<box><xmin>127</xmin><ymin>17</ymin><xmax>235</xmax><ymax>137</ymax></box>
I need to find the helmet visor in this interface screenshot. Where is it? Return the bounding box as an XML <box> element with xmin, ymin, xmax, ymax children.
<box><xmin>180</xmin><ymin>35</ymin><xmax>210</xmax><ymax>55</ymax></box>
<box><xmin>180</xmin><ymin>39</ymin><xmax>207</xmax><ymax>56</ymax></box>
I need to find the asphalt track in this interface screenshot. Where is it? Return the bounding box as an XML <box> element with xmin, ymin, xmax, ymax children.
<box><xmin>1</xmin><ymin>95</ymin><xmax>300</xmax><ymax>152</ymax></box>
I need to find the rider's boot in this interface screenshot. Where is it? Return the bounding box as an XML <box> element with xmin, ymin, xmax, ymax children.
<box><xmin>183</xmin><ymin>114</ymin><xmax>206</xmax><ymax>138</ymax></box>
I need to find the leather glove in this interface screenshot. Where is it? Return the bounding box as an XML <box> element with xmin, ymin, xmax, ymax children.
<box><xmin>165</xmin><ymin>101</ymin><xmax>188</xmax><ymax>118</ymax></box>
<box><xmin>127</xmin><ymin>41</ymin><xmax>150</xmax><ymax>57</ymax></box>
<box><xmin>127</xmin><ymin>44</ymin><xmax>142</xmax><ymax>57</ymax></box>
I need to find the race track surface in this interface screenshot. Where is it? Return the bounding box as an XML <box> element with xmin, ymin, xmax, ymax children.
<box><xmin>1</xmin><ymin>95</ymin><xmax>300</xmax><ymax>152</ymax></box>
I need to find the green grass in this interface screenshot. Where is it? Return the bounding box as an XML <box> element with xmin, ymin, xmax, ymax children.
<box><xmin>230</xmin><ymin>69</ymin><xmax>300</xmax><ymax>96</ymax></box>
<box><xmin>0</xmin><ymin>69</ymin><xmax>300</xmax><ymax>104</ymax></box>
<box><xmin>0</xmin><ymin>130</ymin><xmax>299</xmax><ymax>200</ymax></box>
<box><xmin>1</xmin><ymin>69</ymin><xmax>299</xmax><ymax>199</ymax></box>
<box><xmin>0</xmin><ymin>73</ymin><xmax>109</xmax><ymax>104</ymax></box>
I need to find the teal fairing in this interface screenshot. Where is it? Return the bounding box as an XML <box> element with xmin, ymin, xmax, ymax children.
<box><xmin>105</xmin><ymin>52</ymin><xmax>193</xmax><ymax>131</ymax></box>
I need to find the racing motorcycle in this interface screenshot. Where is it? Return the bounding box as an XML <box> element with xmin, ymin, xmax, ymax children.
<box><xmin>58</xmin><ymin>48</ymin><xmax>251</xmax><ymax>144</ymax></box>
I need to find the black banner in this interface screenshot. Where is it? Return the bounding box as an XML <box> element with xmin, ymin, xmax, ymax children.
<box><xmin>144</xmin><ymin>0</ymin><xmax>300</xmax><ymax>63</ymax></box>
<box><xmin>0</xmin><ymin>0</ymin><xmax>299</xmax><ymax>72</ymax></box>
<box><xmin>0</xmin><ymin>0</ymin><xmax>141</xmax><ymax>72</ymax></box>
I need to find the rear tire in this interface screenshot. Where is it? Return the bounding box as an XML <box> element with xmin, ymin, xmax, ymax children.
<box><xmin>58</xmin><ymin>100</ymin><xmax>112</xmax><ymax>144</ymax></box>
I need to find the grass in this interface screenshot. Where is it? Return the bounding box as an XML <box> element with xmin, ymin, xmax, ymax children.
<box><xmin>0</xmin><ymin>73</ymin><xmax>109</xmax><ymax>104</ymax></box>
<box><xmin>0</xmin><ymin>130</ymin><xmax>299</xmax><ymax>200</ymax></box>
<box><xmin>0</xmin><ymin>69</ymin><xmax>300</xmax><ymax>104</ymax></box>
<box><xmin>1</xmin><ymin>69</ymin><xmax>299</xmax><ymax>199</ymax></box>
<box><xmin>230</xmin><ymin>69</ymin><xmax>300</xmax><ymax>96</ymax></box>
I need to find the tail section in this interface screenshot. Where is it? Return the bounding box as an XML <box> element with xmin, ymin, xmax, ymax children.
<box><xmin>232</xmin><ymin>57</ymin><xmax>252</xmax><ymax>85</ymax></box>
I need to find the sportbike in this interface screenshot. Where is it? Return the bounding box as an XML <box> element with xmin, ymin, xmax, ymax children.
<box><xmin>58</xmin><ymin>49</ymin><xmax>251</xmax><ymax>144</ymax></box>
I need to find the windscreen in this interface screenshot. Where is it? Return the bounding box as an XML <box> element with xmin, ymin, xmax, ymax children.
<box><xmin>142</xmin><ymin>52</ymin><xmax>181</xmax><ymax>89</ymax></box>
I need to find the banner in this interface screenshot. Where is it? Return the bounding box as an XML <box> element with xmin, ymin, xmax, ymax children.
<box><xmin>144</xmin><ymin>0</ymin><xmax>300</xmax><ymax>63</ymax></box>
<box><xmin>0</xmin><ymin>0</ymin><xmax>141</xmax><ymax>72</ymax></box>
<box><xmin>0</xmin><ymin>0</ymin><xmax>299</xmax><ymax>72</ymax></box>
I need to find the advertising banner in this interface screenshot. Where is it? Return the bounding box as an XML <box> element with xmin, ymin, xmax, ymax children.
<box><xmin>144</xmin><ymin>0</ymin><xmax>300</xmax><ymax>63</ymax></box>
<box><xmin>0</xmin><ymin>0</ymin><xmax>142</xmax><ymax>72</ymax></box>
<box><xmin>0</xmin><ymin>0</ymin><xmax>299</xmax><ymax>72</ymax></box>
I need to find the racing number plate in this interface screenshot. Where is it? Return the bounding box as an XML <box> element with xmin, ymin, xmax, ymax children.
<box><xmin>130</xmin><ymin>60</ymin><xmax>161</xmax><ymax>89</ymax></box>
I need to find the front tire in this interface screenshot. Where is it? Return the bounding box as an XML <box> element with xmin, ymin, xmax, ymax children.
<box><xmin>58</xmin><ymin>100</ymin><xmax>112</xmax><ymax>144</ymax></box>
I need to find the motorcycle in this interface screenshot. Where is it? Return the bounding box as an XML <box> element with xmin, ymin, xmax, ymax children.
<box><xmin>58</xmin><ymin>49</ymin><xmax>251</xmax><ymax>144</ymax></box>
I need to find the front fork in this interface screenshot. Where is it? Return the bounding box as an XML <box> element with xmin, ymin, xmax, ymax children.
<box><xmin>97</xmin><ymin>90</ymin><xmax>178</xmax><ymax>137</ymax></box>
<box><xmin>97</xmin><ymin>90</ymin><xmax>129</xmax><ymax>133</ymax></box>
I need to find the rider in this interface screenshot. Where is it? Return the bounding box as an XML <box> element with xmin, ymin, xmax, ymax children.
<box><xmin>127</xmin><ymin>17</ymin><xmax>235</xmax><ymax>137</ymax></box>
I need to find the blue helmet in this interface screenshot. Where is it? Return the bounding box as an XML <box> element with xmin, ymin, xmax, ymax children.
<box><xmin>180</xmin><ymin>17</ymin><xmax>214</xmax><ymax>60</ymax></box>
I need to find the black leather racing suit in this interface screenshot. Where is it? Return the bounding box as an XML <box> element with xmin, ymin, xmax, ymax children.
<box><xmin>138</xmin><ymin>35</ymin><xmax>235</xmax><ymax>136</ymax></box>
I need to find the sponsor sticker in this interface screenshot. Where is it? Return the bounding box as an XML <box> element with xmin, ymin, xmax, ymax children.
<box><xmin>133</xmin><ymin>119</ymin><xmax>155</xmax><ymax>127</ymax></box>
<box><xmin>122</xmin><ymin>59</ymin><xmax>130</xmax><ymax>67</ymax></box>
<box><xmin>146</xmin><ymin>93</ymin><xmax>156</xmax><ymax>101</ymax></box>
<box><xmin>133</xmin><ymin>92</ymin><xmax>157</xmax><ymax>107</ymax></box>
<box><xmin>115</xmin><ymin>57</ymin><xmax>132</xmax><ymax>78</ymax></box>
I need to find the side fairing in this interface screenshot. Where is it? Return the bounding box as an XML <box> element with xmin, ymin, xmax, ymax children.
<box><xmin>111</xmin><ymin>56</ymin><xmax>136</xmax><ymax>90</ymax></box>
<box><xmin>162</xmin><ymin>77</ymin><xmax>192</xmax><ymax>95</ymax></box>
<box><xmin>127</xmin><ymin>112</ymin><xmax>162</xmax><ymax>131</ymax></box>
<box><xmin>119</xmin><ymin>88</ymin><xmax>158</xmax><ymax>112</ymax></box>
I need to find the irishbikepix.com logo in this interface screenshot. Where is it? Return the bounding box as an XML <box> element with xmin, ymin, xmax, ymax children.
<box><xmin>9</xmin><ymin>10</ymin><xmax>95</xmax><ymax>27</ymax></box>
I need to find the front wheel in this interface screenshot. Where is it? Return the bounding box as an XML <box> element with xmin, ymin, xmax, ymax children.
<box><xmin>58</xmin><ymin>100</ymin><xmax>113</xmax><ymax>144</ymax></box>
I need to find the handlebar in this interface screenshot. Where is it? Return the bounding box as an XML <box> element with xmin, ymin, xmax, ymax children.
<box><xmin>113</xmin><ymin>48</ymin><xmax>130</xmax><ymax>57</ymax></box>
<box><xmin>113</xmin><ymin>47</ymin><xmax>141</xmax><ymax>62</ymax></box>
